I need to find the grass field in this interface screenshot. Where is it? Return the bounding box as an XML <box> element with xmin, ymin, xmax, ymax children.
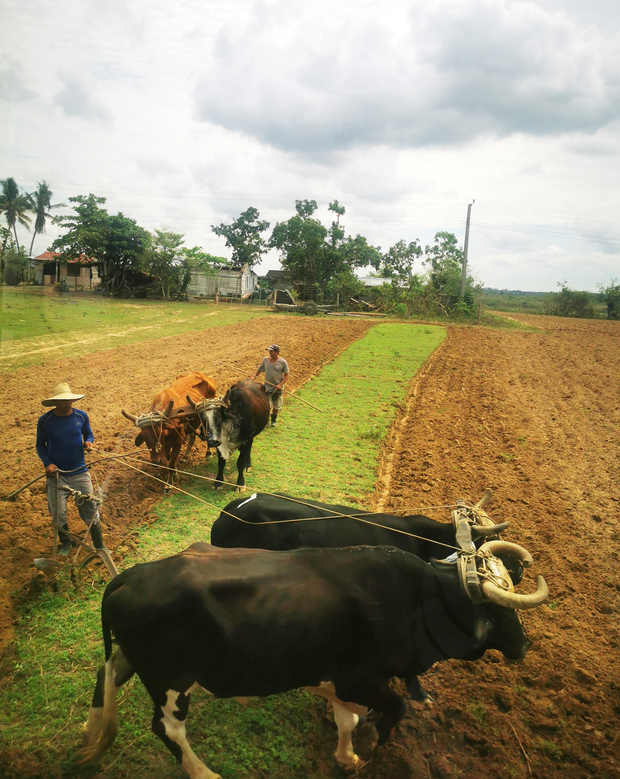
<box><xmin>0</xmin><ymin>287</ymin><xmax>269</xmax><ymax>372</ymax></box>
<box><xmin>0</xmin><ymin>321</ymin><xmax>445</xmax><ymax>779</ymax></box>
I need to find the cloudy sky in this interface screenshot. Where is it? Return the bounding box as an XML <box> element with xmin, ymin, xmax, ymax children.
<box><xmin>2</xmin><ymin>0</ymin><xmax>620</xmax><ymax>291</ymax></box>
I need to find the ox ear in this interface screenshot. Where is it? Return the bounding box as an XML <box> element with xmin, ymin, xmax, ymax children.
<box><xmin>135</xmin><ymin>432</ymin><xmax>144</xmax><ymax>447</ymax></box>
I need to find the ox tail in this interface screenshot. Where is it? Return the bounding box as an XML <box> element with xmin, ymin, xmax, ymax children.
<box><xmin>78</xmin><ymin>611</ymin><xmax>119</xmax><ymax>763</ymax></box>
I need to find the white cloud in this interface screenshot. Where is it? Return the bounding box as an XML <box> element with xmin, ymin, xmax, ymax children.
<box><xmin>194</xmin><ymin>0</ymin><xmax>620</xmax><ymax>155</ymax></box>
<box><xmin>1</xmin><ymin>0</ymin><xmax>619</xmax><ymax>292</ymax></box>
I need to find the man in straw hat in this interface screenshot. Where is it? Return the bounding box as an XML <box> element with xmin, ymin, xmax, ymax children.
<box><xmin>36</xmin><ymin>382</ymin><xmax>107</xmax><ymax>556</ymax></box>
<box><xmin>253</xmin><ymin>344</ymin><xmax>289</xmax><ymax>427</ymax></box>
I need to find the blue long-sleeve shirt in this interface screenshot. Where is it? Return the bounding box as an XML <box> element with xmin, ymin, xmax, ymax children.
<box><xmin>36</xmin><ymin>409</ymin><xmax>94</xmax><ymax>474</ymax></box>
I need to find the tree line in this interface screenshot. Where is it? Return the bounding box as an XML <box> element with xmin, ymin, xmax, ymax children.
<box><xmin>209</xmin><ymin>199</ymin><xmax>478</xmax><ymax>316</ymax></box>
<box><xmin>1</xmin><ymin>177</ymin><xmax>478</xmax><ymax>315</ymax></box>
<box><xmin>542</xmin><ymin>281</ymin><xmax>620</xmax><ymax>320</ymax></box>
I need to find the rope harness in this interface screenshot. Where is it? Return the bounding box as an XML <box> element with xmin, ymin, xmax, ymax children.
<box><xmin>134</xmin><ymin>409</ymin><xmax>173</xmax><ymax>453</ymax></box>
<box><xmin>82</xmin><ymin>446</ymin><xmax>498</xmax><ymax>563</ymax></box>
<box><xmin>11</xmin><ymin>439</ymin><xmax>516</xmax><ymax>593</ymax></box>
<box><xmin>191</xmin><ymin>397</ymin><xmax>229</xmax><ymax>441</ymax></box>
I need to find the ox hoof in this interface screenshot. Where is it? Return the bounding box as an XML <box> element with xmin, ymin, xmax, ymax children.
<box><xmin>336</xmin><ymin>755</ymin><xmax>366</xmax><ymax>775</ymax></box>
<box><xmin>235</xmin><ymin>486</ymin><xmax>246</xmax><ymax>494</ymax></box>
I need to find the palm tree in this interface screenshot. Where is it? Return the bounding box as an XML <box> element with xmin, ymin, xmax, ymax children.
<box><xmin>0</xmin><ymin>177</ymin><xmax>32</xmax><ymax>254</ymax></box>
<box><xmin>27</xmin><ymin>181</ymin><xmax>65</xmax><ymax>256</ymax></box>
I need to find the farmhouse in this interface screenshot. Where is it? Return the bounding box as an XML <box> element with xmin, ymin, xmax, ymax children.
<box><xmin>188</xmin><ymin>263</ymin><xmax>258</xmax><ymax>299</ymax></box>
<box><xmin>33</xmin><ymin>251</ymin><xmax>99</xmax><ymax>290</ymax></box>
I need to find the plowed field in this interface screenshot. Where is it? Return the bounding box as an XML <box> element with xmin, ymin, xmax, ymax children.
<box><xmin>1</xmin><ymin>312</ymin><xmax>619</xmax><ymax>779</ymax></box>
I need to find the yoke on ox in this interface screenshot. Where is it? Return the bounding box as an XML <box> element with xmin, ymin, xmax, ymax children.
<box><xmin>122</xmin><ymin>372</ymin><xmax>216</xmax><ymax>489</ymax></box>
<box><xmin>211</xmin><ymin>488</ymin><xmax>520</xmax><ymax>700</ymax></box>
<box><xmin>81</xmin><ymin>538</ymin><xmax>547</xmax><ymax>779</ymax></box>
<box><xmin>187</xmin><ymin>379</ymin><xmax>269</xmax><ymax>491</ymax></box>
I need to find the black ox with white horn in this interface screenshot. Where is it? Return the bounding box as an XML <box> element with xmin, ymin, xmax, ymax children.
<box><xmin>187</xmin><ymin>379</ymin><xmax>269</xmax><ymax>491</ymax></box>
<box><xmin>80</xmin><ymin>537</ymin><xmax>547</xmax><ymax>779</ymax></box>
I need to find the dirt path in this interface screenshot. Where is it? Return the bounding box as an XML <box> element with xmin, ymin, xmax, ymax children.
<box><xmin>1</xmin><ymin>312</ymin><xmax>619</xmax><ymax>779</ymax></box>
<box><xmin>369</xmin><ymin>315</ymin><xmax>620</xmax><ymax>779</ymax></box>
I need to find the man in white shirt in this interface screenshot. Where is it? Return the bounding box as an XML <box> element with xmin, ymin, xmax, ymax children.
<box><xmin>253</xmin><ymin>344</ymin><xmax>290</xmax><ymax>427</ymax></box>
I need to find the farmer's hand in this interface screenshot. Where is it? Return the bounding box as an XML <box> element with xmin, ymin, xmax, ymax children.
<box><xmin>45</xmin><ymin>463</ymin><xmax>59</xmax><ymax>476</ymax></box>
<box><xmin>84</xmin><ymin>441</ymin><xmax>93</xmax><ymax>452</ymax></box>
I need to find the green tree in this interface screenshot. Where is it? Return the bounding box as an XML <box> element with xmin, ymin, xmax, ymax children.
<box><xmin>380</xmin><ymin>239</ymin><xmax>422</xmax><ymax>280</ymax></box>
<box><xmin>27</xmin><ymin>181</ymin><xmax>65</xmax><ymax>257</ymax></box>
<box><xmin>51</xmin><ymin>194</ymin><xmax>149</xmax><ymax>295</ymax></box>
<box><xmin>146</xmin><ymin>228</ymin><xmax>186</xmax><ymax>298</ymax></box>
<box><xmin>270</xmin><ymin>200</ymin><xmax>327</xmax><ymax>298</ymax></box>
<box><xmin>326</xmin><ymin>269</ymin><xmax>365</xmax><ymax>304</ymax></box>
<box><xmin>0</xmin><ymin>177</ymin><xmax>32</xmax><ymax>255</ymax></box>
<box><xmin>211</xmin><ymin>207</ymin><xmax>270</xmax><ymax>267</ymax></box>
<box><xmin>599</xmin><ymin>279</ymin><xmax>620</xmax><ymax>320</ymax></box>
<box><xmin>328</xmin><ymin>200</ymin><xmax>346</xmax><ymax>225</ymax></box>
<box><xmin>180</xmin><ymin>246</ymin><xmax>224</xmax><ymax>273</ymax></box>
<box><xmin>2</xmin><ymin>245</ymin><xmax>29</xmax><ymax>285</ymax></box>
<box><xmin>543</xmin><ymin>282</ymin><xmax>594</xmax><ymax>318</ymax></box>
<box><xmin>270</xmin><ymin>200</ymin><xmax>381</xmax><ymax>299</ymax></box>
<box><xmin>423</xmin><ymin>232</ymin><xmax>464</xmax><ymax>294</ymax></box>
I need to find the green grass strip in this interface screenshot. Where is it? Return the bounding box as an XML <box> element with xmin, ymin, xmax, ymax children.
<box><xmin>0</xmin><ymin>321</ymin><xmax>445</xmax><ymax>779</ymax></box>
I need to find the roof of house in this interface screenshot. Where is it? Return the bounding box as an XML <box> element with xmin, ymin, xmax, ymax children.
<box><xmin>34</xmin><ymin>251</ymin><xmax>94</xmax><ymax>264</ymax></box>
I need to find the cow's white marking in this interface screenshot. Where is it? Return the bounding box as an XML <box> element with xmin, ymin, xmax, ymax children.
<box><xmin>161</xmin><ymin>688</ymin><xmax>222</xmax><ymax>779</ymax></box>
<box><xmin>332</xmin><ymin>699</ymin><xmax>364</xmax><ymax>770</ymax></box>
<box><xmin>303</xmin><ymin>681</ymin><xmax>367</xmax><ymax>770</ymax></box>
<box><xmin>82</xmin><ymin>705</ymin><xmax>102</xmax><ymax>746</ymax></box>
<box><xmin>237</xmin><ymin>493</ymin><xmax>258</xmax><ymax>509</ymax></box>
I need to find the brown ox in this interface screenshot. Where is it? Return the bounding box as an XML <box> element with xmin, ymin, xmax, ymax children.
<box><xmin>122</xmin><ymin>372</ymin><xmax>216</xmax><ymax>489</ymax></box>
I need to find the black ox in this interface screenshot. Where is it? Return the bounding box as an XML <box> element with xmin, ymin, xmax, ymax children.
<box><xmin>187</xmin><ymin>379</ymin><xmax>269</xmax><ymax>491</ymax></box>
<box><xmin>80</xmin><ymin>541</ymin><xmax>547</xmax><ymax>778</ymax></box>
<box><xmin>210</xmin><ymin>490</ymin><xmax>509</xmax><ymax>563</ymax></box>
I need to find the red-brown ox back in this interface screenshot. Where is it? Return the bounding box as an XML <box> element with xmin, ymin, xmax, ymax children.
<box><xmin>122</xmin><ymin>372</ymin><xmax>216</xmax><ymax>489</ymax></box>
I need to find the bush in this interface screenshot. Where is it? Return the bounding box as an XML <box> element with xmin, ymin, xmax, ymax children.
<box><xmin>2</xmin><ymin>246</ymin><xmax>29</xmax><ymax>285</ymax></box>
<box><xmin>543</xmin><ymin>283</ymin><xmax>595</xmax><ymax>318</ymax></box>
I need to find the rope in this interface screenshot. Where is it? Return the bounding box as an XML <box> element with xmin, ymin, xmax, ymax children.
<box><xmin>8</xmin><ymin>443</ymin><xmax>489</xmax><ymax>560</ymax></box>
<box><xmin>134</xmin><ymin>410</ymin><xmax>171</xmax><ymax>429</ymax></box>
<box><xmin>86</xmin><ymin>446</ymin><xmax>469</xmax><ymax>556</ymax></box>
<box><xmin>58</xmin><ymin>485</ymin><xmax>98</xmax><ymax>505</ymax></box>
<box><xmin>219</xmin><ymin>359</ymin><xmax>324</xmax><ymax>413</ymax></box>
<box><xmin>2</xmin><ymin>453</ymin><xmax>138</xmax><ymax>501</ymax></box>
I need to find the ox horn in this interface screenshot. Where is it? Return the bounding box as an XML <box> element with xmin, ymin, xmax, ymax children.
<box><xmin>162</xmin><ymin>399</ymin><xmax>174</xmax><ymax>419</ymax></box>
<box><xmin>471</xmin><ymin>521</ymin><xmax>510</xmax><ymax>540</ymax></box>
<box><xmin>122</xmin><ymin>409</ymin><xmax>138</xmax><ymax>424</ymax></box>
<box><xmin>479</xmin><ymin>540</ymin><xmax>533</xmax><ymax>567</ymax></box>
<box><xmin>478</xmin><ymin>540</ymin><xmax>548</xmax><ymax>610</ymax></box>
<box><xmin>186</xmin><ymin>394</ymin><xmax>198</xmax><ymax>410</ymax></box>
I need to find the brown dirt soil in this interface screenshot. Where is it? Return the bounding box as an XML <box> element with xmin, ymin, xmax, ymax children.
<box><xmin>0</xmin><ymin>316</ymin><xmax>374</xmax><ymax>652</ymax></box>
<box><xmin>369</xmin><ymin>314</ymin><xmax>620</xmax><ymax>779</ymax></box>
<box><xmin>1</xmin><ymin>312</ymin><xmax>619</xmax><ymax>779</ymax></box>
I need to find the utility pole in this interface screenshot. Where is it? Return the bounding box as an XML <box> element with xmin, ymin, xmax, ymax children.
<box><xmin>461</xmin><ymin>200</ymin><xmax>474</xmax><ymax>297</ymax></box>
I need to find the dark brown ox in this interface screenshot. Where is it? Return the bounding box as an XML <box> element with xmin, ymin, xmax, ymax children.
<box><xmin>122</xmin><ymin>372</ymin><xmax>216</xmax><ymax>489</ymax></box>
<box><xmin>187</xmin><ymin>379</ymin><xmax>270</xmax><ymax>491</ymax></box>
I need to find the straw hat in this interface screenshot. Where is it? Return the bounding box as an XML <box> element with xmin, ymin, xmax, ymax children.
<box><xmin>42</xmin><ymin>382</ymin><xmax>85</xmax><ymax>407</ymax></box>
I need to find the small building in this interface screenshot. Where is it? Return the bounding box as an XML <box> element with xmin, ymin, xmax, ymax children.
<box><xmin>263</xmin><ymin>269</ymin><xmax>291</xmax><ymax>291</ymax></box>
<box><xmin>187</xmin><ymin>263</ymin><xmax>258</xmax><ymax>299</ymax></box>
<box><xmin>33</xmin><ymin>251</ymin><xmax>99</xmax><ymax>289</ymax></box>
